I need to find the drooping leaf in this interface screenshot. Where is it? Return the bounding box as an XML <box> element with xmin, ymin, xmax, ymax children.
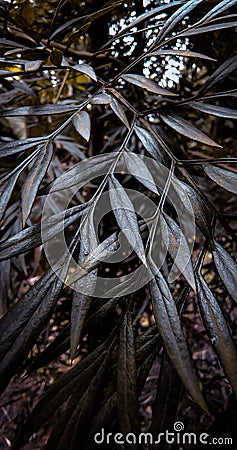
<box><xmin>182</xmin><ymin>20</ymin><xmax>237</xmax><ymax>36</ymax></box>
<box><xmin>134</xmin><ymin>125</ymin><xmax>161</xmax><ymax>161</ymax></box>
<box><xmin>189</xmin><ymin>101</ymin><xmax>237</xmax><ymax>119</ymax></box>
<box><xmin>202</xmin><ymin>164</ymin><xmax>237</xmax><ymax>194</ymax></box>
<box><xmin>161</xmin><ymin>213</ymin><xmax>196</xmax><ymax>289</ymax></box>
<box><xmin>0</xmin><ymin>172</ymin><xmax>20</xmax><ymax>222</ymax></box>
<box><xmin>196</xmin><ymin>273</ymin><xmax>237</xmax><ymax>396</ymax></box>
<box><xmin>124</xmin><ymin>151</ymin><xmax>159</xmax><ymax>195</ymax></box>
<box><xmin>150</xmin><ymin>272</ymin><xmax>208</xmax><ymax>413</ymax></box>
<box><xmin>197</xmin><ymin>0</ymin><xmax>237</xmax><ymax>25</ymax></box>
<box><xmin>0</xmin><ymin>136</ymin><xmax>46</xmax><ymax>158</ymax></box>
<box><xmin>122</xmin><ymin>74</ymin><xmax>175</xmax><ymax>96</ymax></box>
<box><xmin>73</xmin><ymin>111</ymin><xmax>91</xmax><ymax>142</ymax></box>
<box><xmin>160</xmin><ymin>113</ymin><xmax>222</xmax><ymax>147</ymax></box>
<box><xmin>0</xmin><ymin>104</ymin><xmax>79</xmax><ymax>117</ymax></box>
<box><xmin>198</xmin><ymin>54</ymin><xmax>237</xmax><ymax>96</ymax></box>
<box><xmin>90</xmin><ymin>93</ymin><xmax>112</xmax><ymax>104</ymax></box>
<box><xmin>117</xmin><ymin>312</ymin><xmax>139</xmax><ymax>438</ymax></box>
<box><xmin>212</xmin><ymin>241</ymin><xmax>237</xmax><ymax>305</ymax></box>
<box><xmin>110</xmin><ymin>98</ymin><xmax>130</xmax><ymax>128</ymax></box>
<box><xmin>73</xmin><ymin>63</ymin><xmax>97</xmax><ymax>81</ymax></box>
<box><xmin>109</xmin><ymin>175</ymin><xmax>147</xmax><ymax>267</ymax></box>
<box><xmin>149</xmin><ymin>49</ymin><xmax>216</xmax><ymax>61</ymax></box>
<box><xmin>21</xmin><ymin>141</ymin><xmax>53</xmax><ymax>225</ymax></box>
<box><xmin>154</xmin><ymin>0</ymin><xmax>204</xmax><ymax>44</ymax></box>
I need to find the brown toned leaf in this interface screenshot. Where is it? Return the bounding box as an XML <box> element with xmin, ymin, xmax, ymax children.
<box><xmin>202</xmin><ymin>164</ymin><xmax>237</xmax><ymax>194</ymax></box>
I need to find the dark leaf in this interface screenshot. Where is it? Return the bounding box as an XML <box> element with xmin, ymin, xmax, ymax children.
<box><xmin>110</xmin><ymin>98</ymin><xmax>130</xmax><ymax>128</ymax></box>
<box><xmin>134</xmin><ymin>125</ymin><xmax>161</xmax><ymax>161</ymax></box>
<box><xmin>109</xmin><ymin>175</ymin><xmax>147</xmax><ymax>266</ymax></box>
<box><xmin>0</xmin><ymin>104</ymin><xmax>79</xmax><ymax>117</ymax></box>
<box><xmin>182</xmin><ymin>21</ymin><xmax>237</xmax><ymax>36</ymax></box>
<box><xmin>73</xmin><ymin>63</ymin><xmax>97</xmax><ymax>81</ymax></box>
<box><xmin>73</xmin><ymin>111</ymin><xmax>91</xmax><ymax>142</ymax></box>
<box><xmin>124</xmin><ymin>151</ymin><xmax>159</xmax><ymax>195</ymax></box>
<box><xmin>198</xmin><ymin>54</ymin><xmax>237</xmax><ymax>96</ymax></box>
<box><xmin>122</xmin><ymin>74</ymin><xmax>175</xmax><ymax>96</ymax></box>
<box><xmin>117</xmin><ymin>312</ymin><xmax>139</xmax><ymax>438</ymax></box>
<box><xmin>0</xmin><ymin>172</ymin><xmax>20</xmax><ymax>222</ymax></box>
<box><xmin>190</xmin><ymin>101</ymin><xmax>237</xmax><ymax>118</ymax></box>
<box><xmin>160</xmin><ymin>113</ymin><xmax>222</xmax><ymax>147</ymax></box>
<box><xmin>21</xmin><ymin>141</ymin><xmax>53</xmax><ymax>225</ymax></box>
<box><xmin>196</xmin><ymin>273</ymin><xmax>237</xmax><ymax>396</ymax></box>
<box><xmin>149</xmin><ymin>49</ymin><xmax>216</xmax><ymax>61</ymax></box>
<box><xmin>150</xmin><ymin>272</ymin><xmax>208</xmax><ymax>413</ymax></box>
<box><xmin>202</xmin><ymin>164</ymin><xmax>237</xmax><ymax>194</ymax></box>
<box><xmin>212</xmin><ymin>241</ymin><xmax>237</xmax><ymax>305</ymax></box>
<box><xmin>198</xmin><ymin>0</ymin><xmax>237</xmax><ymax>24</ymax></box>
<box><xmin>0</xmin><ymin>136</ymin><xmax>46</xmax><ymax>158</ymax></box>
<box><xmin>24</xmin><ymin>60</ymin><xmax>43</xmax><ymax>71</ymax></box>
<box><xmin>90</xmin><ymin>94</ymin><xmax>112</xmax><ymax>104</ymax></box>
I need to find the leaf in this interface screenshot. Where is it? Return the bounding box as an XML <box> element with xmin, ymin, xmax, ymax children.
<box><xmin>202</xmin><ymin>164</ymin><xmax>237</xmax><ymax>194</ymax></box>
<box><xmin>0</xmin><ymin>136</ymin><xmax>46</xmax><ymax>158</ymax></box>
<box><xmin>44</xmin><ymin>153</ymin><xmax>115</xmax><ymax>193</ymax></box>
<box><xmin>73</xmin><ymin>63</ymin><xmax>97</xmax><ymax>81</ymax></box>
<box><xmin>212</xmin><ymin>241</ymin><xmax>237</xmax><ymax>305</ymax></box>
<box><xmin>117</xmin><ymin>312</ymin><xmax>139</xmax><ymax>438</ymax></box>
<box><xmin>182</xmin><ymin>21</ymin><xmax>237</xmax><ymax>36</ymax></box>
<box><xmin>196</xmin><ymin>273</ymin><xmax>237</xmax><ymax>397</ymax></box>
<box><xmin>24</xmin><ymin>60</ymin><xmax>42</xmax><ymax>71</ymax></box>
<box><xmin>154</xmin><ymin>0</ymin><xmax>204</xmax><ymax>44</ymax></box>
<box><xmin>160</xmin><ymin>113</ymin><xmax>222</xmax><ymax>147</ymax></box>
<box><xmin>90</xmin><ymin>93</ymin><xmax>112</xmax><ymax>104</ymax></box>
<box><xmin>161</xmin><ymin>213</ymin><xmax>196</xmax><ymax>289</ymax></box>
<box><xmin>198</xmin><ymin>54</ymin><xmax>237</xmax><ymax>96</ymax></box>
<box><xmin>0</xmin><ymin>104</ymin><xmax>79</xmax><ymax>117</ymax></box>
<box><xmin>21</xmin><ymin>141</ymin><xmax>53</xmax><ymax>225</ymax></box>
<box><xmin>190</xmin><ymin>101</ymin><xmax>237</xmax><ymax>119</ymax></box>
<box><xmin>198</xmin><ymin>0</ymin><xmax>237</xmax><ymax>25</ymax></box>
<box><xmin>124</xmin><ymin>151</ymin><xmax>159</xmax><ymax>195</ymax></box>
<box><xmin>0</xmin><ymin>172</ymin><xmax>20</xmax><ymax>222</ymax></box>
<box><xmin>122</xmin><ymin>74</ymin><xmax>175</xmax><ymax>96</ymax></box>
<box><xmin>149</xmin><ymin>49</ymin><xmax>216</xmax><ymax>61</ymax></box>
<box><xmin>109</xmin><ymin>175</ymin><xmax>147</xmax><ymax>267</ymax></box>
<box><xmin>70</xmin><ymin>208</ymin><xmax>98</xmax><ymax>357</ymax></box>
<box><xmin>110</xmin><ymin>98</ymin><xmax>129</xmax><ymax>128</ymax></box>
<box><xmin>73</xmin><ymin>111</ymin><xmax>91</xmax><ymax>142</ymax></box>
<box><xmin>134</xmin><ymin>125</ymin><xmax>161</xmax><ymax>161</ymax></box>
<box><xmin>150</xmin><ymin>272</ymin><xmax>208</xmax><ymax>413</ymax></box>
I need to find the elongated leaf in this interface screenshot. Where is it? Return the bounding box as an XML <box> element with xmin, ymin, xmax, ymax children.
<box><xmin>110</xmin><ymin>98</ymin><xmax>129</xmax><ymax>128</ymax></box>
<box><xmin>90</xmin><ymin>93</ymin><xmax>112</xmax><ymax>104</ymax></box>
<box><xmin>73</xmin><ymin>111</ymin><xmax>91</xmax><ymax>142</ymax></box>
<box><xmin>117</xmin><ymin>312</ymin><xmax>139</xmax><ymax>437</ymax></box>
<box><xmin>102</xmin><ymin>1</ymin><xmax>184</xmax><ymax>48</ymax></box>
<box><xmin>70</xmin><ymin>207</ymin><xmax>98</xmax><ymax>357</ymax></box>
<box><xmin>202</xmin><ymin>164</ymin><xmax>237</xmax><ymax>194</ymax></box>
<box><xmin>182</xmin><ymin>20</ymin><xmax>237</xmax><ymax>36</ymax></box>
<box><xmin>155</xmin><ymin>0</ymin><xmax>203</xmax><ymax>44</ymax></box>
<box><xmin>109</xmin><ymin>175</ymin><xmax>147</xmax><ymax>266</ymax></box>
<box><xmin>122</xmin><ymin>74</ymin><xmax>175</xmax><ymax>96</ymax></box>
<box><xmin>134</xmin><ymin>125</ymin><xmax>161</xmax><ymax>160</ymax></box>
<box><xmin>0</xmin><ymin>136</ymin><xmax>46</xmax><ymax>158</ymax></box>
<box><xmin>0</xmin><ymin>172</ymin><xmax>20</xmax><ymax>222</ymax></box>
<box><xmin>198</xmin><ymin>0</ymin><xmax>237</xmax><ymax>25</ymax></box>
<box><xmin>25</xmin><ymin>60</ymin><xmax>42</xmax><ymax>71</ymax></box>
<box><xmin>212</xmin><ymin>241</ymin><xmax>237</xmax><ymax>304</ymax></box>
<box><xmin>198</xmin><ymin>54</ymin><xmax>237</xmax><ymax>96</ymax></box>
<box><xmin>161</xmin><ymin>213</ymin><xmax>196</xmax><ymax>289</ymax></box>
<box><xmin>0</xmin><ymin>104</ymin><xmax>79</xmax><ymax>117</ymax></box>
<box><xmin>73</xmin><ymin>63</ymin><xmax>97</xmax><ymax>81</ymax></box>
<box><xmin>124</xmin><ymin>151</ymin><xmax>159</xmax><ymax>195</ymax></box>
<box><xmin>160</xmin><ymin>113</ymin><xmax>222</xmax><ymax>147</ymax></box>
<box><xmin>150</xmin><ymin>272</ymin><xmax>208</xmax><ymax>413</ymax></box>
<box><xmin>190</xmin><ymin>101</ymin><xmax>237</xmax><ymax>119</ymax></box>
<box><xmin>21</xmin><ymin>141</ymin><xmax>53</xmax><ymax>225</ymax></box>
<box><xmin>149</xmin><ymin>49</ymin><xmax>216</xmax><ymax>61</ymax></box>
<box><xmin>196</xmin><ymin>274</ymin><xmax>237</xmax><ymax>396</ymax></box>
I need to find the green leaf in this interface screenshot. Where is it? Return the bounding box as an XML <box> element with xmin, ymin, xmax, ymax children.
<box><xmin>122</xmin><ymin>74</ymin><xmax>175</xmax><ymax>96</ymax></box>
<box><xmin>21</xmin><ymin>141</ymin><xmax>53</xmax><ymax>225</ymax></box>
<box><xmin>196</xmin><ymin>273</ymin><xmax>237</xmax><ymax>397</ymax></box>
<box><xmin>109</xmin><ymin>175</ymin><xmax>147</xmax><ymax>267</ymax></box>
<box><xmin>212</xmin><ymin>241</ymin><xmax>237</xmax><ymax>305</ymax></box>
<box><xmin>110</xmin><ymin>98</ymin><xmax>130</xmax><ymax>128</ymax></box>
<box><xmin>124</xmin><ymin>151</ymin><xmax>159</xmax><ymax>195</ymax></box>
<box><xmin>190</xmin><ymin>101</ymin><xmax>237</xmax><ymax>119</ymax></box>
<box><xmin>160</xmin><ymin>113</ymin><xmax>222</xmax><ymax>147</ymax></box>
<box><xmin>117</xmin><ymin>312</ymin><xmax>139</xmax><ymax>437</ymax></box>
<box><xmin>150</xmin><ymin>272</ymin><xmax>208</xmax><ymax>413</ymax></box>
<box><xmin>134</xmin><ymin>125</ymin><xmax>161</xmax><ymax>161</ymax></box>
<box><xmin>73</xmin><ymin>111</ymin><xmax>91</xmax><ymax>142</ymax></box>
<box><xmin>73</xmin><ymin>63</ymin><xmax>97</xmax><ymax>81</ymax></box>
<box><xmin>202</xmin><ymin>164</ymin><xmax>237</xmax><ymax>194</ymax></box>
